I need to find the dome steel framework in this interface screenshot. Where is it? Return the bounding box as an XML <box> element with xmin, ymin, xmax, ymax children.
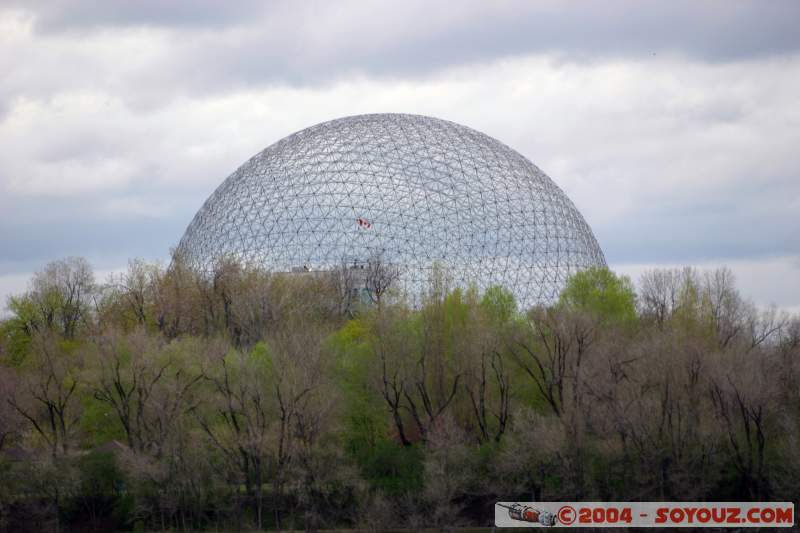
<box><xmin>176</xmin><ymin>113</ymin><xmax>605</xmax><ymax>307</ymax></box>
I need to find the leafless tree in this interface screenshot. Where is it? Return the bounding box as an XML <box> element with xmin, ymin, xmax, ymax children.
<box><xmin>154</xmin><ymin>253</ymin><xmax>204</xmax><ymax>338</ymax></box>
<box><xmin>461</xmin><ymin>304</ymin><xmax>510</xmax><ymax>443</ymax></box>
<box><xmin>709</xmin><ymin>352</ymin><xmax>772</xmax><ymax>499</ymax></box>
<box><xmin>512</xmin><ymin>307</ymin><xmax>596</xmax><ymax>420</ymax></box>
<box><xmin>370</xmin><ymin>307</ymin><xmax>416</xmax><ymax>445</ymax></box>
<box><xmin>269</xmin><ymin>319</ymin><xmax>334</xmax><ymax>530</ymax></box>
<box><xmin>282</xmin><ymin>324</ymin><xmax>345</xmax><ymax>532</ymax></box>
<box><xmin>465</xmin><ymin>349</ymin><xmax>509</xmax><ymax>443</ymax></box>
<box><xmin>195</xmin><ymin>345</ymin><xmax>268</xmax><ymax>527</ymax></box>
<box><xmin>744</xmin><ymin>304</ymin><xmax>788</xmax><ymax>350</ymax></box>
<box><xmin>8</xmin><ymin>333</ymin><xmax>83</xmax><ymax>457</ymax></box>
<box><xmin>19</xmin><ymin>257</ymin><xmax>96</xmax><ymax>339</ymax></box>
<box><xmin>224</xmin><ymin>266</ymin><xmax>273</xmax><ymax>346</ymax></box>
<box><xmin>422</xmin><ymin>417</ymin><xmax>474</xmax><ymax>527</ymax></box>
<box><xmin>509</xmin><ymin>307</ymin><xmax>599</xmax><ymax>496</ymax></box>
<box><xmin>701</xmin><ymin>268</ymin><xmax>747</xmax><ymax>348</ymax></box>
<box><xmin>639</xmin><ymin>268</ymin><xmax>683</xmax><ymax>326</ymax></box>
<box><xmin>328</xmin><ymin>261</ymin><xmax>362</xmax><ymax>317</ymax></box>
<box><xmin>0</xmin><ymin>367</ymin><xmax>22</xmax><ymax>451</ymax></box>
<box><xmin>493</xmin><ymin>407</ymin><xmax>567</xmax><ymax>501</ymax></box>
<box><xmin>90</xmin><ymin>330</ymin><xmax>205</xmax><ymax>456</ymax></box>
<box><xmin>110</xmin><ymin>259</ymin><xmax>163</xmax><ymax>327</ymax></box>
<box><xmin>364</xmin><ymin>254</ymin><xmax>400</xmax><ymax>308</ymax></box>
<box><xmin>196</xmin><ymin>318</ymin><xmax>333</xmax><ymax>530</ymax></box>
<box><xmin>586</xmin><ymin>330</ymin><xmax>718</xmax><ymax>499</ymax></box>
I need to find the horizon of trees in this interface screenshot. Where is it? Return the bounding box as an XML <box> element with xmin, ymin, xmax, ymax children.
<box><xmin>0</xmin><ymin>255</ymin><xmax>798</xmax><ymax>532</ymax></box>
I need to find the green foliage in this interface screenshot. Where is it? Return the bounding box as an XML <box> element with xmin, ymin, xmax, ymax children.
<box><xmin>356</xmin><ymin>439</ymin><xmax>424</xmax><ymax>495</ymax></box>
<box><xmin>513</xmin><ymin>375</ymin><xmax>552</xmax><ymax>411</ymax></box>
<box><xmin>662</xmin><ymin>269</ymin><xmax>712</xmax><ymax>338</ymax></box>
<box><xmin>558</xmin><ymin>267</ymin><xmax>637</xmax><ymax>325</ymax></box>
<box><xmin>246</xmin><ymin>340</ymin><xmax>274</xmax><ymax>378</ymax></box>
<box><xmin>1</xmin><ymin>297</ymin><xmax>37</xmax><ymax>365</ymax></box>
<box><xmin>79</xmin><ymin>398</ymin><xmax>125</xmax><ymax>447</ymax></box>
<box><xmin>330</xmin><ymin>320</ymin><xmax>389</xmax><ymax>454</ymax></box>
<box><xmin>480</xmin><ymin>285</ymin><xmax>518</xmax><ymax>324</ymax></box>
<box><xmin>77</xmin><ymin>451</ymin><xmax>124</xmax><ymax>499</ymax></box>
<box><xmin>442</xmin><ymin>287</ymin><xmax>472</xmax><ymax>329</ymax></box>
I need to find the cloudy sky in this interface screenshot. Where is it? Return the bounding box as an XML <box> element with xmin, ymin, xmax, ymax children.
<box><xmin>1</xmin><ymin>0</ymin><xmax>799</xmax><ymax>311</ymax></box>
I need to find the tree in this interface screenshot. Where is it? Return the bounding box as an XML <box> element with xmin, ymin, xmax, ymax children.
<box><xmin>90</xmin><ymin>330</ymin><xmax>205</xmax><ymax>456</ymax></box>
<box><xmin>154</xmin><ymin>254</ymin><xmax>203</xmax><ymax>339</ymax></box>
<box><xmin>103</xmin><ymin>258</ymin><xmax>163</xmax><ymax>329</ymax></box>
<box><xmin>558</xmin><ymin>267</ymin><xmax>636</xmax><ymax>326</ymax></box>
<box><xmin>328</xmin><ymin>261</ymin><xmax>364</xmax><ymax>318</ymax></box>
<box><xmin>639</xmin><ymin>268</ymin><xmax>684</xmax><ymax>326</ymax></box>
<box><xmin>364</xmin><ymin>255</ymin><xmax>400</xmax><ymax>308</ymax></box>
<box><xmin>511</xmin><ymin>307</ymin><xmax>598</xmax><ymax>496</ymax></box>
<box><xmin>512</xmin><ymin>307</ymin><xmax>596</xmax><ymax>420</ymax></box>
<box><xmin>196</xmin><ymin>317</ymin><xmax>335</xmax><ymax>530</ymax></box>
<box><xmin>461</xmin><ymin>288</ymin><xmax>514</xmax><ymax>443</ymax></box>
<box><xmin>3</xmin><ymin>258</ymin><xmax>95</xmax><ymax>355</ymax></box>
<box><xmin>709</xmin><ymin>348</ymin><xmax>774</xmax><ymax>499</ymax></box>
<box><xmin>2</xmin><ymin>254</ymin><xmax>800</xmax><ymax>528</ymax></box>
<box><xmin>368</xmin><ymin>306</ymin><xmax>418</xmax><ymax>446</ymax></box>
<box><xmin>267</xmin><ymin>318</ymin><xmax>336</xmax><ymax>530</ymax></box>
<box><xmin>586</xmin><ymin>328</ymin><xmax>719</xmax><ymax>499</ymax></box>
<box><xmin>700</xmin><ymin>268</ymin><xmax>746</xmax><ymax>348</ymax></box>
<box><xmin>31</xmin><ymin>257</ymin><xmax>95</xmax><ymax>339</ymax></box>
<box><xmin>8</xmin><ymin>333</ymin><xmax>83</xmax><ymax>457</ymax></box>
<box><xmin>0</xmin><ymin>367</ymin><xmax>22</xmax><ymax>450</ymax></box>
<box><xmin>422</xmin><ymin>417</ymin><xmax>475</xmax><ymax>527</ymax></box>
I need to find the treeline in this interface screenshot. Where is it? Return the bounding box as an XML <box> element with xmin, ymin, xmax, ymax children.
<box><xmin>0</xmin><ymin>257</ymin><xmax>798</xmax><ymax>531</ymax></box>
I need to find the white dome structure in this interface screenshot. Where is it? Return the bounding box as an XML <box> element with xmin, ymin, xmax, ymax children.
<box><xmin>176</xmin><ymin>113</ymin><xmax>605</xmax><ymax>307</ymax></box>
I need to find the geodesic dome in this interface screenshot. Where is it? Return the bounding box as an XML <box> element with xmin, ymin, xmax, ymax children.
<box><xmin>176</xmin><ymin>113</ymin><xmax>605</xmax><ymax>308</ymax></box>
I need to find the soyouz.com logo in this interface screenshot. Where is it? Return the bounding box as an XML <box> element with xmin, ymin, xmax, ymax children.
<box><xmin>494</xmin><ymin>502</ymin><xmax>795</xmax><ymax>528</ymax></box>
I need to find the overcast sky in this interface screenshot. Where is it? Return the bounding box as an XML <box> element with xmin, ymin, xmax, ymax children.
<box><xmin>1</xmin><ymin>0</ymin><xmax>799</xmax><ymax>311</ymax></box>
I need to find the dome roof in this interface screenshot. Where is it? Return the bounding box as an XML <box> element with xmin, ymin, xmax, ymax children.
<box><xmin>176</xmin><ymin>113</ymin><xmax>605</xmax><ymax>307</ymax></box>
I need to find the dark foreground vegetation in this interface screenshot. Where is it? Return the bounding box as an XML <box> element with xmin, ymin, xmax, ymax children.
<box><xmin>1</xmin><ymin>256</ymin><xmax>798</xmax><ymax>532</ymax></box>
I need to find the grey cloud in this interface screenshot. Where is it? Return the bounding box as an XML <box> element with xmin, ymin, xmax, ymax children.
<box><xmin>10</xmin><ymin>0</ymin><xmax>266</xmax><ymax>31</ymax></box>
<box><xmin>2</xmin><ymin>0</ymin><xmax>799</xmax><ymax>122</ymax></box>
<box><xmin>5</xmin><ymin>0</ymin><xmax>800</xmax><ymax>97</ymax></box>
<box><xmin>148</xmin><ymin>1</ymin><xmax>800</xmax><ymax>89</ymax></box>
